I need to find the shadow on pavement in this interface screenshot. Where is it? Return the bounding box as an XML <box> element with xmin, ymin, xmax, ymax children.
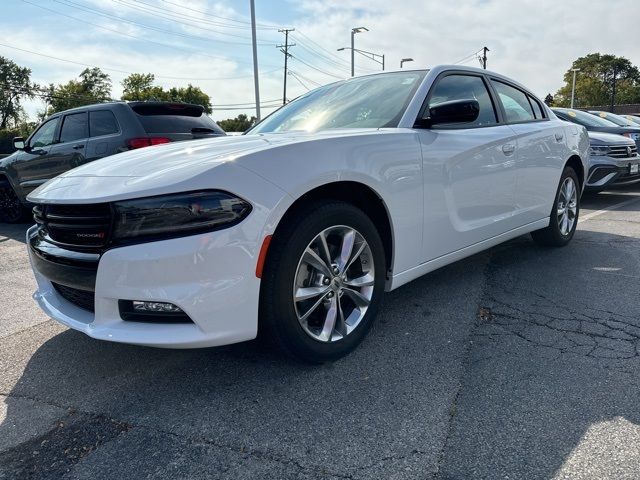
<box><xmin>0</xmin><ymin>221</ymin><xmax>30</xmax><ymax>244</ymax></box>
<box><xmin>1</xmin><ymin>229</ymin><xmax>640</xmax><ymax>478</ymax></box>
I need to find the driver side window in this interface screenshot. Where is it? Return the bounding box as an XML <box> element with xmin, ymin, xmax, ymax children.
<box><xmin>29</xmin><ymin>117</ymin><xmax>60</xmax><ymax>148</ymax></box>
<box><xmin>427</xmin><ymin>74</ymin><xmax>498</xmax><ymax>127</ymax></box>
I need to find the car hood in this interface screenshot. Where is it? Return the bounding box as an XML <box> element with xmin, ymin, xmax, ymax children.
<box><xmin>588</xmin><ymin>131</ymin><xmax>636</xmax><ymax>146</ymax></box>
<box><xmin>0</xmin><ymin>151</ymin><xmax>18</xmax><ymax>170</ymax></box>
<box><xmin>27</xmin><ymin>129</ymin><xmax>379</xmax><ymax>203</ymax></box>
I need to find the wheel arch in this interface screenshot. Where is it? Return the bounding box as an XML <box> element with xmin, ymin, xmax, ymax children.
<box><xmin>565</xmin><ymin>155</ymin><xmax>585</xmax><ymax>190</ymax></box>
<box><xmin>268</xmin><ymin>181</ymin><xmax>395</xmax><ymax>278</ymax></box>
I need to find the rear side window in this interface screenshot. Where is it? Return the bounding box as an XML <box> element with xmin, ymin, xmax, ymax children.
<box><xmin>89</xmin><ymin>110</ymin><xmax>119</xmax><ymax>137</ymax></box>
<box><xmin>131</xmin><ymin>104</ymin><xmax>224</xmax><ymax>134</ymax></box>
<box><xmin>427</xmin><ymin>74</ymin><xmax>498</xmax><ymax>127</ymax></box>
<box><xmin>491</xmin><ymin>81</ymin><xmax>535</xmax><ymax>123</ymax></box>
<box><xmin>529</xmin><ymin>96</ymin><xmax>544</xmax><ymax>119</ymax></box>
<box><xmin>60</xmin><ymin>112</ymin><xmax>88</xmax><ymax>143</ymax></box>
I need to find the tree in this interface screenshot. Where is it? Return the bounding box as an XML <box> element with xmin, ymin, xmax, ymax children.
<box><xmin>120</xmin><ymin>74</ymin><xmax>212</xmax><ymax>113</ymax></box>
<box><xmin>217</xmin><ymin>114</ymin><xmax>256</xmax><ymax>132</ymax></box>
<box><xmin>0</xmin><ymin>56</ymin><xmax>38</xmax><ymax>129</ymax></box>
<box><xmin>554</xmin><ymin>54</ymin><xmax>640</xmax><ymax>108</ymax></box>
<box><xmin>48</xmin><ymin>67</ymin><xmax>112</xmax><ymax>113</ymax></box>
<box><xmin>544</xmin><ymin>94</ymin><xmax>554</xmax><ymax>107</ymax></box>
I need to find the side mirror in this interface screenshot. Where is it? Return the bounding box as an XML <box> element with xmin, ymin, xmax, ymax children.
<box><xmin>416</xmin><ymin>99</ymin><xmax>480</xmax><ymax>128</ymax></box>
<box><xmin>13</xmin><ymin>137</ymin><xmax>25</xmax><ymax>150</ymax></box>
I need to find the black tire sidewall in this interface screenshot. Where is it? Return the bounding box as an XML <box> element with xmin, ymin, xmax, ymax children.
<box><xmin>262</xmin><ymin>202</ymin><xmax>386</xmax><ymax>362</ymax></box>
<box><xmin>0</xmin><ymin>186</ymin><xmax>25</xmax><ymax>223</ymax></box>
<box><xmin>549</xmin><ymin>167</ymin><xmax>580</xmax><ymax>245</ymax></box>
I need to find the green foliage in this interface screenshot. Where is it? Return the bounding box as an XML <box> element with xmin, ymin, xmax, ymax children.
<box><xmin>0</xmin><ymin>123</ymin><xmax>36</xmax><ymax>154</ymax></box>
<box><xmin>48</xmin><ymin>68</ymin><xmax>113</xmax><ymax>114</ymax></box>
<box><xmin>544</xmin><ymin>94</ymin><xmax>554</xmax><ymax>107</ymax></box>
<box><xmin>0</xmin><ymin>56</ymin><xmax>38</xmax><ymax>130</ymax></box>
<box><xmin>217</xmin><ymin>114</ymin><xmax>256</xmax><ymax>132</ymax></box>
<box><xmin>120</xmin><ymin>73</ymin><xmax>212</xmax><ymax>114</ymax></box>
<box><xmin>554</xmin><ymin>53</ymin><xmax>640</xmax><ymax>107</ymax></box>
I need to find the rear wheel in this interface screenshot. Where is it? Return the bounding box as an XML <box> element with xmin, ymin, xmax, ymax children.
<box><xmin>0</xmin><ymin>184</ymin><xmax>26</xmax><ymax>223</ymax></box>
<box><xmin>261</xmin><ymin>201</ymin><xmax>386</xmax><ymax>363</ymax></box>
<box><xmin>531</xmin><ymin>166</ymin><xmax>580</xmax><ymax>247</ymax></box>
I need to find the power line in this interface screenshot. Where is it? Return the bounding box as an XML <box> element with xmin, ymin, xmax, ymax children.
<box><xmin>288</xmin><ymin>70</ymin><xmax>321</xmax><ymax>88</ymax></box>
<box><xmin>0</xmin><ymin>42</ymin><xmax>280</xmax><ymax>81</ymax></box>
<box><xmin>289</xmin><ymin>54</ymin><xmax>345</xmax><ymax>80</ymax></box>
<box><xmin>160</xmin><ymin>0</ymin><xmax>279</xmax><ymax>29</ymax></box>
<box><xmin>52</xmin><ymin>0</ymin><xmax>277</xmax><ymax>46</ymax></box>
<box><xmin>288</xmin><ymin>71</ymin><xmax>310</xmax><ymax>91</ymax></box>
<box><xmin>112</xmin><ymin>0</ymin><xmax>275</xmax><ymax>31</ymax></box>
<box><xmin>20</xmin><ymin>0</ymin><xmax>280</xmax><ymax>68</ymax></box>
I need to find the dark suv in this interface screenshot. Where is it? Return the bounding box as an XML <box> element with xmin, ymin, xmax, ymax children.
<box><xmin>0</xmin><ymin>101</ymin><xmax>225</xmax><ymax>222</ymax></box>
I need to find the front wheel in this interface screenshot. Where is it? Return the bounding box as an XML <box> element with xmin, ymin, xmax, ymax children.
<box><xmin>0</xmin><ymin>184</ymin><xmax>26</xmax><ymax>223</ymax></box>
<box><xmin>531</xmin><ymin>166</ymin><xmax>580</xmax><ymax>247</ymax></box>
<box><xmin>260</xmin><ymin>201</ymin><xmax>386</xmax><ymax>363</ymax></box>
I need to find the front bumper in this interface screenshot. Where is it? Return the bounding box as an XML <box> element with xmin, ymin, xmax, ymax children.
<box><xmin>27</xmin><ymin>223</ymin><xmax>261</xmax><ymax>348</ymax></box>
<box><xmin>585</xmin><ymin>155</ymin><xmax>640</xmax><ymax>190</ymax></box>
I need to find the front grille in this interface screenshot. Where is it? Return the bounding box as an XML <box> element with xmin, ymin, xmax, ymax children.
<box><xmin>608</xmin><ymin>145</ymin><xmax>638</xmax><ymax>158</ymax></box>
<box><xmin>52</xmin><ymin>282</ymin><xmax>95</xmax><ymax>312</ymax></box>
<box><xmin>34</xmin><ymin>203</ymin><xmax>112</xmax><ymax>251</ymax></box>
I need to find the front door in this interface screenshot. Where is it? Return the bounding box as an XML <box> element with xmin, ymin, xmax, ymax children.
<box><xmin>414</xmin><ymin>73</ymin><xmax>521</xmax><ymax>261</ymax></box>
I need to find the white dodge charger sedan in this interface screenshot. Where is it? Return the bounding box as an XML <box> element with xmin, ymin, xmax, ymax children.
<box><xmin>26</xmin><ymin>66</ymin><xmax>589</xmax><ymax>362</ymax></box>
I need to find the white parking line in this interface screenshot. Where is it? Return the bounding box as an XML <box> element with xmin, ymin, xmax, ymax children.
<box><xmin>580</xmin><ymin>195</ymin><xmax>640</xmax><ymax>223</ymax></box>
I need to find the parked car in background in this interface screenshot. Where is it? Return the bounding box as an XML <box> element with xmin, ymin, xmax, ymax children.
<box><xmin>588</xmin><ymin>110</ymin><xmax>640</xmax><ymax>128</ymax></box>
<box><xmin>26</xmin><ymin>66</ymin><xmax>588</xmax><ymax>362</ymax></box>
<box><xmin>585</xmin><ymin>131</ymin><xmax>640</xmax><ymax>191</ymax></box>
<box><xmin>620</xmin><ymin>114</ymin><xmax>640</xmax><ymax>126</ymax></box>
<box><xmin>0</xmin><ymin>102</ymin><xmax>225</xmax><ymax>222</ymax></box>
<box><xmin>552</xmin><ymin>107</ymin><xmax>640</xmax><ymax>150</ymax></box>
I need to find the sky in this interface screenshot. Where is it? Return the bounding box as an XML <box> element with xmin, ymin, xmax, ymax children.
<box><xmin>2</xmin><ymin>0</ymin><xmax>640</xmax><ymax>122</ymax></box>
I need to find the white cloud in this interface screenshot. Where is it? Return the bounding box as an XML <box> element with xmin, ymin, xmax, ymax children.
<box><xmin>4</xmin><ymin>0</ymin><xmax>640</xmax><ymax>122</ymax></box>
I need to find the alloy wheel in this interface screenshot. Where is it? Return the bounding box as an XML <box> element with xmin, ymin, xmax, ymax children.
<box><xmin>293</xmin><ymin>225</ymin><xmax>375</xmax><ymax>343</ymax></box>
<box><xmin>556</xmin><ymin>177</ymin><xmax>577</xmax><ymax>236</ymax></box>
<box><xmin>0</xmin><ymin>187</ymin><xmax>23</xmax><ymax>223</ymax></box>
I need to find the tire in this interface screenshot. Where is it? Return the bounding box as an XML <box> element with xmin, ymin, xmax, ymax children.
<box><xmin>0</xmin><ymin>184</ymin><xmax>26</xmax><ymax>223</ymax></box>
<box><xmin>531</xmin><ymin>166</ymin><xmax>580</xmax><ymax>247</ymax></box>
<box><xmin>260</xmin><ymin>201</ymin><xmax>386</xmax><ymax>363</ymax></box>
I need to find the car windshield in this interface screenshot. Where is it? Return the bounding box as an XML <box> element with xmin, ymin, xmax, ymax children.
<box><xmin>590</xmin><ymin>111</ymin><xmax>635</xmax><ymax>127</ymax></box>
<box><xmin>554</xmin><ymin>108</ymin><xmax>618</xmax><ymax>127</ymax></box>
<box><xmin>623</xmin><ymin>115</ymin><xmax>640</xmax><ymax>125</ymax></box>
<box><xmin>249</xmin><ymin>71</ymin><xmax>427</xmax><ymax>134</ymax></box>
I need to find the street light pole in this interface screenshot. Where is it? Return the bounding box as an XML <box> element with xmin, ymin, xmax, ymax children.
<box><xmin>570</xmin><ymin>68</ymin><xmax>580</xmax><ymax>109</ymax></box>
<box><xmin>349</xmin><ymin>27</ymin><xmax>368</xmax><ymax>76</ymax></box>
<box><xmin>350</xmin><ymin>29</ymin><xmax>355</xmax><ymax>77</ymax></box>
<box><xmin>400</xmin><ymin>58</ymin><xmax>414</xmax><ymax>68</ymax></box>
<box><xmin>249</xmin><ymin>0</ymin><xmax>261</xmax><ymax>121</ymax></box>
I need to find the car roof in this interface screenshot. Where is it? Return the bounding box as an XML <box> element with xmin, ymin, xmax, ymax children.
<box><xmin>48</xmin><ymin>101</ymin><xmax>205</xmax><ymax>117</ymax></box>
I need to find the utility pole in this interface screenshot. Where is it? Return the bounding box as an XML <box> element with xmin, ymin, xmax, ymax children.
<box><xmin>249</xmin><ymin>0</ymin><xmax>261</xmax><ymax>121</ymax></box>
<box><xmin>277</xmin><ymin>28</ymin><xmax>295</xmax><ymax>105</ymax></box>
<box><xmin>570</xmin><ymin>68</ymin><xmax>580</xmax><ymax>109</ymax></box>
<box><xmin>349</xmin><ymin>27</ymin><xmax>368</xmax><ymax>77</ymax></box>
<box><xmin>481</xmin><ymin>46</ymin><xmax>489</xmax><ymax>70</ymax></box>
<box><xmin>610</xmin><ymin>65</ymin><xmax>618</xmax><ymax>113</ymax></box>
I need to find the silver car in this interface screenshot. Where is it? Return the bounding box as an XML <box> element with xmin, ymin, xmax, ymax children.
<box><xmin>586</xmin><ymin>131</ymin><xmax>640</xmax><ymax>191</ymax></box>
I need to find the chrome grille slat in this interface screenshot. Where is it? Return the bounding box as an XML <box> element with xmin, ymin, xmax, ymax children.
<box><xmin>606</xmin><ymin>145</ymin><xmax>638</xmax><ymax>159</ymax></box>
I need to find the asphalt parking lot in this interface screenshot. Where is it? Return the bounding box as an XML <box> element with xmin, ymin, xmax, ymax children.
<box><xmin>1</xmin><ymin>189</ymin><xmax>640</xmax><ymax>480</ymax></box>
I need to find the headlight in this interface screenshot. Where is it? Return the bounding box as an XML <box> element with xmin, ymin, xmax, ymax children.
<box><xmin>623</xmin><ymin>132</ymin><xmax>640</xmax><ymax>141</ymax></box>
<box><xmin>112</xmin><ymin>190</ymin><xmax>252</xmax><ymax>241</ymax></box>
<box><xmin>589</xmin><ymin>145</ymin><xmax>611</xmax><ymax>157</ymax></box>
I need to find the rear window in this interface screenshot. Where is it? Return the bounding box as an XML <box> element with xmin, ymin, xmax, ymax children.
<box><xmin>131</xmin><ymin>104</ymin><xmax>224</xmax><ymax>134</ymax></box>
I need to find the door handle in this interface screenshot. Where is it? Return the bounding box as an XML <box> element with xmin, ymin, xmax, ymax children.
<box><xmin>72</xmin><ymin>144</ymin><xmax>85</xmax><ymax>150</ymax></box>
<box><xmin>555</xmin><ymin>133</ymin><xmax>564</xmax><ymax>142</ymax></box>
<box><xmin>501</xmin><ymin>143</ymin><xmax>515</xmax><ymax>156</ymax></box>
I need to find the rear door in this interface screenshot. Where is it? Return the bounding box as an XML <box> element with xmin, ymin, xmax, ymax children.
<box><xmin>85</xmin><ymin>109</ymin><xmax>123</xmax><ymax>162</ymax></box>
<box><xmin>490</xmin><ymin>80</ymin><xmax>567</xmax><ymax>225</ymax></box>
<box><xmin>130</xmin><ymin>103</ymin><xmax>225</xmax><ymax>142</ymax></box>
